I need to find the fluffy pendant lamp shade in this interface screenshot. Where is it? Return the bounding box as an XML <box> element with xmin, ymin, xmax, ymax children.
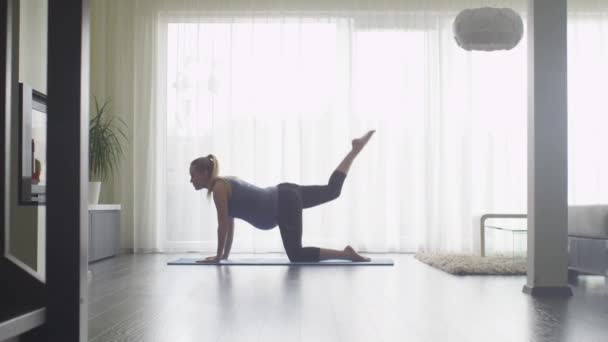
<box><xmin>453</xmin><ymin>7</ymin><xmax>523</xmax><ymax>51</ymax></box>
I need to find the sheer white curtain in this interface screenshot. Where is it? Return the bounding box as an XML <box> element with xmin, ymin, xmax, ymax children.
<box><xmin>91</xmin><ymin>0</ymin><xmax>608</xmax><ymax>255</ymax></box>
<box><xmin>160</xmin><ymin>4</ymin><xmax>531</xmax><ymax>254</ymax></box>
<box><xmin>91</xmin><ymin>0</ymin><xmax>528</xmax><ymax>254</ymax></box>
<box><xmin>568</xmin><ymin>5</ymin><xmax>608</xmax><ymax>205</ymax></box>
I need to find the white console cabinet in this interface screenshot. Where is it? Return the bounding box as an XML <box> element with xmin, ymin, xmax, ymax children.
<box><xmin>88</xmin><ymin>205</ymin><xmax>121</xmax><ymax>262</ymax></box>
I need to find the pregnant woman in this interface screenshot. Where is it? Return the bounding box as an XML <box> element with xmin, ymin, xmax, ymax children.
<box><xmin>189</xmin><ymin>130</ymin><xmax>376</xmax><ymax>263</ymax></box>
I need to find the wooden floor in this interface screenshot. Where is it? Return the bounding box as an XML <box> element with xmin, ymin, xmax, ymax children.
<box><xmin>88</xmin><ymin>253</ymin><xmax>608</xmax><ymax>342</ymax></box>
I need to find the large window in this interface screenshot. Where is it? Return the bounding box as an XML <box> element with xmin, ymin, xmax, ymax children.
<box><xmin>160</xmin><ymin>16</ymin><xmax>528</xmax><ymax>253</ymax></box>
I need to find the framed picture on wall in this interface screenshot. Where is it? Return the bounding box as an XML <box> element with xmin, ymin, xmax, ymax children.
<box><xmin>19</xmin><ymin>82</ymin><xmax>47</xmax><ymax>205</ymax></box>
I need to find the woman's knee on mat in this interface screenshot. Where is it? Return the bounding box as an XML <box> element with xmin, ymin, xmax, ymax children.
<box><xmin>286</xmin><ymin>247</ymin><xmax>320</xmax><ymax>262</ymax></box>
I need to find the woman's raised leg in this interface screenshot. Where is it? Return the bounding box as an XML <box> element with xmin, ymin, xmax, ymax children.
<box><xmin>300</xmin><ymin>130</ymin><xmax>376</xmax><ymax>209</ymax></box>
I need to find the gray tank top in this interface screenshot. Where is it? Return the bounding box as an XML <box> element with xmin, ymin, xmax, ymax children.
<box><xmin>221</xmin><ymin>177</ymin><xmax>278</xmax><ymax>230</ymax></box>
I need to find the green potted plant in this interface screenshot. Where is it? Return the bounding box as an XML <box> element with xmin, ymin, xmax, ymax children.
<box><xmin>89</xmin><ymin>97</ymin><xmax>127</xmax><ymax>204</ymax></box>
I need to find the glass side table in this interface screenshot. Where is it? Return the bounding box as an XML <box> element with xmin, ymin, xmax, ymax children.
<box><xmin>480</xmin><ymin>214</ymin><xmax>527</xmax><ymax>257</ymax></box>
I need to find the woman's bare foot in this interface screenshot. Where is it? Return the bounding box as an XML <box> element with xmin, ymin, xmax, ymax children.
<box><xmin>335</xmin><ymin>130</ymin><xmax>376</xmax><ymax>176</ymax></box>
<box><xmin>344</xmin><ymin>245</ymin><xmax>371</xmax><ymax>262</ymax></box>
<box><xmin>351</xmin><ymin>130</ymin><xmax>376</xmax><ymax>154</ymax></box>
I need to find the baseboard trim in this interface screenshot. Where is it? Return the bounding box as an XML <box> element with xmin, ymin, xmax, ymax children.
<box><xmin>522</xmin><ymin>284</ymin><xmax>573</xmax><ymax>297</ymax></box>
<box><xmin>0</xmin><ymin>308</ymin><xmax>45</xmax><ymax>342</ymax></box>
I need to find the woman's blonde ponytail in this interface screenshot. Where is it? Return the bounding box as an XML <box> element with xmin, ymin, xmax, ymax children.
<box><xmin>206</xmin><ymin>154</ymin><xmax>220</xmax><ymax>198</ymax></box>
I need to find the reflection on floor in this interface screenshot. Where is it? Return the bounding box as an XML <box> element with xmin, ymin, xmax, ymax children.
<box><xmin>88</xmin><ymin>253</ymin><xmax>608</xmax><ymax>342</ymax></box>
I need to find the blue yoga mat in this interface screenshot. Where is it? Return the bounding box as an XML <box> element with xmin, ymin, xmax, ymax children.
<box><xmin>167</xmin><ymin>258</ymin><xmax>394</xmax><ymax>266</ymax></box>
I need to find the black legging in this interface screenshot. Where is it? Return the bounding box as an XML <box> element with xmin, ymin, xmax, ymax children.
<box><xmin>277</xmin><ymin>170</ymin><xmax>347</xmax><ymax>262</ymax></box>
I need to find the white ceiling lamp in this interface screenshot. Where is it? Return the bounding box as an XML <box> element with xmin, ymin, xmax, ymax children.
<box><xmin>453</xmin><ymin>7</ymin><xmax>523</xmax><ymax>51</ymax></box>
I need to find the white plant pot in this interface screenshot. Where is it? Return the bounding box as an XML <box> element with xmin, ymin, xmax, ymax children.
<box><xmin>89</xmin><ymin>181</ymin><xmax>102</xmax><ymax>204</ymax></box>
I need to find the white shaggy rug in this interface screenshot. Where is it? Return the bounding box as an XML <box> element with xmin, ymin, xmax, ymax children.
<box><xmin>414</xmin><ymin>252</ymin><xmax>526</xmax><ymax>275</ymax></box>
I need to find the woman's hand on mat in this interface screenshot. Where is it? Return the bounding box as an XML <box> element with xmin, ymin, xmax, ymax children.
<box><xmin>196</xmin><ymin>255</ymin><xmax>222</xmax><ymax>263</ymax></box>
